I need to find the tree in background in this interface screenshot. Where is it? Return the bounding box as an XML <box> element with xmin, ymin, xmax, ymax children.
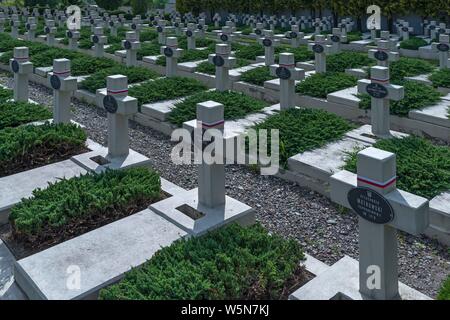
<box><xmin>96</xmin><ymin>0</ymin><xmax>123</xmax><ymax>11</ymax></box>
<box><xmin>131</xmin><ymin>0</ymin><xmax>148</xmax><ymax>15</ymax></box>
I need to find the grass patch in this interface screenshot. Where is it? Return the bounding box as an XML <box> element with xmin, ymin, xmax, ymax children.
<box><xmin>438</xmin><ymin>275</ymin><xmax>450</xmax><ymax>300</ymax></box>
<box><xmin>343</xmin><ymin>136</ymin><xmax>450</xmax><ymax>199</ymax></box>
<box><xmin>429</xmin><ymin>68</ymin><xmax>450</xmax><ymax>88</ymax></box>
<box><xmin>137</xmin><ymin>42</ymin><xmax>161</xmax><ymax>60</ymax></box>
<box><xmin>389</xmin><ymin>57</ymin><xmax>435</xmax><ymax>83</ymax></box>
<box><xmin>0</xmin><ymin>123</ymin><xmax>87</xmax><ymax>178</ymax></box>
<box><xmin>156</xmin><ymin>48</ymin><xmax>213</xmax><ymax>66</ymax></box>
<box><xmin>296</xmin><ymin>72</ymin><xmax>358</xmax><ymax>98</ymax></box>
<box><xmin>234</xmin><ymin>44</ymin><xmax>264</xmax><ymax>61</ymax></box>
<box><xmin>128</xmin><ymin>77</ymin><xmax>207</xmax><ymax>106</ymax></box>
<box><xmin>0</xmin><ymin>101</ymin><xmax>52</xmax><ymax>129</ymax></box>
<box><xmin>80</xmin><ymin>65</ymin><xmax>159</xmax><ymax>93</ymax></box>
<box><xmin>253</xmin><ymin>108</ymin><xmax>355</xmax><ymax>166</ymax></box>
<box><xmin>10</xmin><ymin>167</ymin><xmax>161</xmax><ymax>241</ymax></box>
<box><xmin>399</xmin><ymin>37</ymin><xmax>428</xmax><ymax>50</ymax></box>
<box><xmin>169</xmin><ymin>90</ymin><xmax>269</xmax><ymax>126</ymax></box>
<box><xmin>99</xmin><ymin>223</ymin><xmax>306</xmax><ymax>300</ymax></box>
<box><xmin>196</xmin><ymin>58</ymin><xmax>251</xmax><ymax>75</ymax></box>
<box><xmin>240</xmin><ymin>66</ymin><xmax>275</xmax><ymax>86</ymax></box>
<box><xmin>326</xmin><ymin>52</ymin><xmax>374</xmax><ymax>73</ymax></box>
<box><xmin>358</xmin><ymin>80</ymin><xmax>442</xmax><ymax>116</ymax></box>
<box><xmin>276</xmin><ymin>46</ymin><xmax>314</xmax><ymax>63</ymax></box>
<box><xmin>0</xmin><ymin>87</ymin><xmax>12</xmax><ymax>102</ymax></box>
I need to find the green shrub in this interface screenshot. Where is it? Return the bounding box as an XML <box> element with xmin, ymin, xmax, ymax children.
<box><xmin>346</xmin><ymin>31</ymin><xmax>363</xmax><ymax>42</ymax></box>
<box><xmin>78</xmin><ymin>38</ymin><xmax>93</xmax><ymax>49</ymax></box>
<box><xmin>326</xmin><ymin>52</ymin><xmax>374</xmax><ymax>73</ymax></box>
<box><xmin>139</xmin><ymin>30</ymin><xmax>158</xmax><ymax>42</ymax></box>
<box><xmin>128</xmin><ymin>77</ymin><xmax>207</xmax><ymax>106</ymax></box>
<box><xmin>99</xmin><ymin>223</ymin><xmax>305</xmax><ymax>300</ymax></box>
<box><xmin>30</xmin><ymin>47</ymin><xmax>79</xmax><ymax>68</ymax></box>
<box><xmin>438</xmin><ymin>275</ymin><xmax>450</xmax><ymax>300</ymax></box>
<box><xmin>399</xmin><ymin>37</ymin><xmax>428</xmax><ymax>50</ymax></box>
<box><xmin>11</xmin><ymin>167</ymin><xmax>161</xmax><ymax>238</ymax></box>
<box><xmin>276</xmin><ymin>46</ymin><xmax>314</xmax><ymax>62</ymax></box>
<box><xmin>296</xmin><ymin>72</ymin><xmax>358</xmax><ymax>98</ymax></box>
<box><xmin>240</xmin><ymin>66</ymin><xmax>275</xmax><ymax>86</ymax></box>
<box><xmin>429</xmin><ymin>68</ymin><xmax>450</xmax><ymax>88</ymax></box>
<box><xmin>137</xmin><ymin>42</ymin><xmax>161</xmax><ymax>60</ymax></box>
<box><xmin>358</xmin><ymin>81</ymin><xmax>442</xmax><ymax>116</ymax></box>
<box><xmin>0</xmin><ymin>123</ymin><xmax>87</xmax><ymax>177</ymax></box>
<box><xmin>71</xmin><ymin>56</ymin><xmax>117</xmax><ymax>76</ymax></box>
<box><xmin>0</xmin><ymin>101</ymin><xmax>52</xmax><ymax>129</ymax></box>
<box><xmin>196</xmin><ymin>58</ymin><xmax>251</xmax><ymax>75</ymax></box>
<box><xmin>80</xmin><ymin>65</ymin><xmax>159</xmax><ymax>93</ymax></box>
<box><xmin>0</xmin><ymin>87</ymin><xmax>12</xmax><ymax>102</ymax></box>
<box><xmin>105</xmin><ymin>43</ymin><xmax>123</xmax><ymax>54</ymax></box>
<box><xmin>343</xmin><ymin>136</ymin><xmax>450</xmax><ymax>199</ymax></box>
<box><xmin>156</xmin><ymin>48</ymin><xmax>213</xmax><ymax>66</ymax></box>
<box><xmin>235</xmin><ymin>44</ymin><xmax>264</xmax><ymax>60</ymax></box>
<box><xmin>253</xmin><ymin>108</ymin><xmax>354</xmax><ymax>166</ymax></box>
<box><xmin>169</xmin><ymin>90</ymin><xmax>269</xmax><ymax>126</ymax></box>
<box><xmin>389</xmin><ymin>58</ymin><xmax>436</xmax><ymax>83</ymax></box>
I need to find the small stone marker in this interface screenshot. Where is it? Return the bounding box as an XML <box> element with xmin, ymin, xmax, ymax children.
<box><xmin>196</xmin><ymin>101</ymin><xmax>225</xmax><ymax>208</ymax></box>
<box><xmin>161</xmin><ymin>37</ymin><xmax>183</xmax><ymax>77</ymax></box>
<box><xmin>253</xmin><ymin>22</ymin><xmax>263</xmax><ymax>37</ymax></box>
<box><xmin>10</xmin><ymin>17</ymin><xmax>20</xmax><ymax>38</ymax></box>
<box><xmin>91</xmin><ymin>27</ymin><xmax>107</xmax><ymax>57</ymax></box>
<box><xmin>130</xmin><ymin>17</ymin><xmax>143</xmax><ymax>39</ymax></box>
<box><xmin>308</xmin><ymin>35</ymin><xmax>332</xmax><ymax>74</ymax></box>
<box><xmin>432</xmin><ymin>34</ymin><xmax>450</xmax><ymax>69</ymax></box>
<box><xmin>196</xmin><ymin>18</ymin><xmax>206</xmax><ymax>38</ymax></box>
<box><xmin>218</xmin><ymin>26</ymin><xmax>235</xmax><ymax>44</ymax></box>
<box><xmin>122</xmin><ymin>31</ymin><xmax>140</xmax><ymax>67</ymax></box>
<box><xmin>357</xmin><ymin>66</ymin><xmax>404</xmax><ymax>138</ymax></box>
<box><xmin>26</xmin><ymin>17</ymin><xmax>37</xmax><ymax>41</ymax></box>
<box><xmin>186</xmin><ymin>23</ymin><xmax>197</xmax><ymax>50</ymax></box>
<box><xmin>286</xmin><ymin>25</ymin><xmax>305</xmax><ymax>48</ymax></box>
<box><xmin>66</xmin><ymin>29</ymin><xmax>80</xmax><ymax>50</ymax></box>
<box><xmin>156</xmin><ymin>20</ymin><xmax>168</xmax><ymax>44</ymax></box>
<box><xmin>108</xmin><ymin>18</ymin><xmax>119</xmax><ymax>37</ymax></box>
<box><xmin>258</xmin><ymin>30</ymin><xmax>280</xmax><ymax>66</ymax></box>
<box><xmin>313</xmin><ymin>19</ymin><xmax>323</xmax><ymax>35</ymax></box>
<box><xmin>369</xmin><ymin>40</ymin><xmax>399</xmax><ymax>67</ymax></box>
<box><xmin>427</xmin><ymin>21</ymin><xmax>438</xmax><ymax>40</ymax></box>
<box><xmin>270</xmin><ymin>53</ymin><xmax>305</xmax><ymax>110</ymax></box>
<box><xmin>49</xmin><ymin>59</ymin><xmax>77</xmax><ymax>124</ymax></box>
<box><xmin>208</xmin><ymin>44</ymin><xmax>236</xmax><ymax>92</ymax></box>
<box><xmin>400</xmin><ymin>22</ymin><xmax>413</xmax><ymax>41</ymax></box>
<box><xmin>0</xmin><ymin>17</ymin><xmax>5</xmax><ymax>33</ymax></box>
<box><xmin>328</xmin><ymin>28</ymin><xmax>347</xmax><ymax>53</ymax></box>
<box><xmin>10</xmin><ymin>47</ymin><xmax>33</xmax><ymax>102</ymax></box>
<box><xmin>103</xmin><ymin>75</ymin><xmax>138</xmax><ymax>159</ymax></box>
<box><xmin>173</xmin><ymin>17</ymin><xmax>184</xmax><ymax>36</ymax></box>
<box><xmin>45</xmin><ymin>20</ymin><xmax>57</xmax><ymax>46</ymax></box>
<box><xmin>330</xmin><ymin>147</ymin><xmax>429</xmax><ymax>299</ymax></box>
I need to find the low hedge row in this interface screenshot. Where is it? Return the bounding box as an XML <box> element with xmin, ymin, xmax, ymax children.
<box><xmin>128</xmin><ymin>77</ymin><xmax>207</xmax><ymax>106</ymax></box>
<box><xmin>358</xmin><ymin>80</ymin><xmax>442</xmax><ymax>116</ymax></box>
<box><xmin>195</xmin><ymin>58</ymin><xmax>251</xmax><ymax>75</ymax></box>
<box><xmin>429</xmin><ymin>68</ymin><xmax>450</xmax><ymax>88</ymax></box>
<box><xmin>389</xmin><ymin>57</ymin><xmax>436</xmax><ymax>83</ymax></box>
<box><xmin>156</xmin><ymin>48</ymin><xmax>213</xmax><ymax>66</ymax></box>
<box><xmin>399</xmin><ymin>37</ymin><xmax>428</xmax><ymax>50</ymax></box>
<box><xmin>99</xmin><ymin>223</ymin><xmax>305</xmax><ymax>300</ymax></box>
<box><xmin>169</xmin><ymin>90</ymin><xmax>269</xmax><ymax>126</ymax></box>
<box><xmin>234</xmin><ymin>44</ymin><xmax>265</xmax><ymax>61</ymax></box>
<box><xmin>0</xmin><ymin>123</ymin><xmax>87</xmax><ymax>178</ymax></box>
<box><xmin>326</xmin><ymin>52</ymin><xmax>374</xmax><ymax>73</ymax></box>
<box><xmin>80</xmin><ymin>65</ymin><xmax>159</xmax><ymax>93</ymax></box>
<box><xmin>253</xmin><ymin>108</ymin><xmax>355</xmax><ymax>166</ymax></box>
<box><xmin>344</xmin><ymin>136</ymin><xmax>450</xmax><ymax>199</ymax></box>
<box><xmin>10</xmin><ymin>167</ymin><xmax>161</xmax><ymax>238</ymax></box>
<box><xmin>0</xmin><ymin>101</ymin><xmax>52</xmax><ymax>129</ymax></box>
<box><xmin>0</xmin><ymin>87</ymin><xmax>12</xmax><ymax>102</ymax></box>
<box><xmin>276</xmin><ymin>46</ymin><xmax>314</xmax><ymax>63</ymax></box>
<box><xmin>296</xmin><ymin>72</ymin><xmax>358</xmax><ymax>98</ymax></box>
<box><xmin>240</xmin><ymin>66</ymin><xmax>275</xmax><ymax>86</ymax></box>
<box><xmin>438</xmin><ymin>275</ymin><xmax>450</xmax><ymax>300</ymax></box>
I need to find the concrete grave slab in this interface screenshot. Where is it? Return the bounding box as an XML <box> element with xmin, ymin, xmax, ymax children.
<box><xmin>229</xmin><ymin>62</ymin><xmax>265</xmax><ymax>81</ymax></box>
<box><xmin>34</xmin><ymin>66</ymin><xmax>53</xmax><ymax>78</ymax></box>
<box><xmin>327</xmin><ymin>85</ymin><xmax>360</xmax><ymax>108</ymax></box>
<box><xmin>409</xmin><ymin>100</ymin><xmax>450</xmax><ymax>128</ymax></box>
<box><xmin>0</xmin><ymin>240</ymin><xmax>27</xmax><ymax>300</ymax></box>
<box><xmin>142</xmin><ymin>55</ymin><xmax>161</xmax><ymax>64</ymax></box>
<box><xmin>405</xmin><ymin>73</ymin><xmax>432</xmax><ymax>85</ymax></box>
<box><xmin>140</xmin><ymin>98</ymin><xmax>186</xmax><ymax>121</ymax></box>
<box><xmin>428</xmin><ymin>191</ymin><xmax>450</xmax><ymax>245</ymax></box>
<box><xmin>178</xmin><ymin>59</ymin><xmax>207</xmax><ymax>73</ymax></box>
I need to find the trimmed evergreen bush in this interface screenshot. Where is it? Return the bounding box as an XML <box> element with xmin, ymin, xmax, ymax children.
<box><xmin>240</xmin><ymin>66</ymin><xmax>275</xmax><ymax>86</ymax></box>
<box><xmin>389</xmin><ymin>57</ymin><xmax>436</xmax><ymax>83</ymax></box>
<box><xmin>296</xmin><ymin>72</ymin><xmax>358</xmax><ymax>98</ymax></box>
<box><xmin>326</xmin><ymin>52</ymin><xmax>374</xmax><ymax>73</ymax></box>
<box><xmin>0</xmin><ymin>101</ymin><xmax>52</xmax><ymax>129</ymax></box>
<box><xmin>438</xmin><ymin>275</ymin><xmax>450</xmax><ymax>300</ymax></box>
<box><xmin>429</xmin><ymin>68</ymin><xmax>450</xmax><ymax>88</ymax></box>
<box><xmin>399</xmin><ymin>37</ymin><xmax>428</xmax><ymax>50</ymax></box>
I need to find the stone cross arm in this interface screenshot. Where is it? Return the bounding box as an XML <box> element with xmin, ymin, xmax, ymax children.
<box><xmin>208</xmin><ymin>53</ymin><xmax>236</xmax><ymax>68</ymax></box>
<box><xmin>330</xmin><ymin>168</ymin><xmax>429</xmax><ymax>235</ymax></box>
<box><xmin>368</xmin><ymin>48</ymin><xmax>399</xmax><ymax>63</ymax></box>
<box><xmin>308</xmin><ymin>42</ymin><xmax>333</xmax><ymax>55</ymax></box>
<box><xmin>161</xmin><ymin>44</ymin><xmax>183</xmax><ymax>58</ymax></box>
<box><xmin>357</xmin><ymin>79</ymin><xmax>404</xmax><ymax>101</ymax></box>
<box><xmin>269</xmin><ymin>63</ymin><xmax>305</xmax><ymax>81</ymax></box>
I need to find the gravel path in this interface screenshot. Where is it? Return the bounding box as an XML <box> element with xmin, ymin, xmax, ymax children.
<box><xmin>1</xmin><ymin>73</ymin><xmax>448</xmax><ymax>298</ymax></box>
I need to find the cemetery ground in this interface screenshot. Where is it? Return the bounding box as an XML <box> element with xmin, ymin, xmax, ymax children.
<box><xmin>0</xmin><ymin>72</ymin><xmax>448</xmax><ymax>298</ymax></box>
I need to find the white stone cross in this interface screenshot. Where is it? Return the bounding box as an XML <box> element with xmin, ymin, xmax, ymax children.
<box><xmin>308</xmin><ymin>35</ymin><xmax>332</xmax><ymax>74</ymax></box>
<box><xmin>218</xmin><ymin>26</ymin><xmax>236</xmax><ymax>45</ymax></box>
<box><xmin>25</xmin><ymin>17</ymin><xmax>37</xmax><ymax>41</ymax></box>
<box><xmin>49</xmin><ymin>59</ymin><xmax>77</xmax><ymax>124</ymax></box>
<box><xmin>369</xmin><ymin>40</ymin><xmax>399</xmax><ymax>67</ymax></box>
<box><xmin>330</xmin><ymin>146</ymin><xmax>429</xmax><ymax>300</ymax></box>
<box><xmin>10</xmin><ymin>16</ymin><xmax>20</xmax><ymax>38</ymax></box>
<box><xmin>91</xmin><ymin>27</ymin><xmax>107</xmax><ymax>57</ymax></box>
<box><xmin>130</xmin><ymin>17</ymin><xmax>143</xmax><ymax>39</ymax></box>
<box><xmin>10</xmin><ymin>47</ymin><xmax>33</xmax><ymax>102</ymax></box>
<box><xmin>173</xmin><ymin>17</ymin><xmax>184</xmax><ymax>36</ymax></box>
<box><xmin>395</xmin><ymin>20</ymin><xmax>405</xmax><ymax>37</ymax></box>
<box><xmin>161</xmin><ymin>37</ymin><xmax>183</xmax><ymax>77</ymax></box>
<box><xmin>270</xmin><ymin>53</ymin><xmax>305</xmax><ymax>110</ymax></box>
<box><xmin>280</xmin><ymin>15</ymin><xmax>287</xmax><ymax>29</ymax></box>
<box><xmin>108</xmin><ymin>18</ymin><xmax>119</xmax><ymax>37</ymax></box>
<box><xmin>427</xmin><ymin>21</ymin><xmax>438</xmax><ymax>40</ymax></box>
<box><xmin>196</xmin><ymin>101</ymin><xmax>225</xmax><ymax>208</ymax></box>
<box><xmin>432</xmin><ymin>34</ymin><xmax>450</xmax><ymax>69</ymax></box>
<box><xmin>45</xmin><ymin>20</ymin><xmax>57</xmax><ymax>46</ymax></box>
<box><xmin>156</xmin><ymin>20</ymin><xmax>169</xmax><ymax>45</ymax></box>
<box><xmin>208</xmin><ymin>43</ymin><xmax>236</xmax><ymax>92</ymax></box>
<box><xmin>400</xmin><ymin>22</ymin><xmax>413</xmax><ymax>41</ymax></box>
<box><xmin>258</xmin><ymin>30</ymin><xmax>280</xmax><ymax>66</ymax></box>
<box><xmin>436</xmin><ymin>23</ymin><xmax>448</xmax><ymax>40</ymax></box>
<box><xmin>103</xmin><ymin>75</ymin><xmax>138</xmax><ymax>159</ymax></box>
<box><xmin>66</xmin><ymin>29</ymin><xmax>80</xmax><ymax>50</ymax></box>
<box><xmin>253</xmin><ymin>22</ymin><xmax>264</xmax><ymax>38</ymax></box>
<box><xmin>286</xmin><ymin>25</ymin><xmax>305</xmax><ymax>48</ymax></box>
<box><xmin>328</xmin><ymin>28</ymin><xmax>347</xmax><ymax>53</ymax></box>
<box><xmin>186</xmin><ymin>23</ymin><xmax>198</xmax><ymax>50</ymax></box>
<box><xmin>357</xmin><ymin>66</ymin><xmax>404</xmax><ymax>138</ymax></box>
<box><xmin>196</xmin><ymin>18</ymin><xmax>206</xmax><ymax>38</ymax></box>
<box><xmin>313</xmin><ymin>19</ymin><xmax>323</xmax><ymax>35</ymax></box>
<box><xmin>122</xmin><ymin>31</ymin><xmax>141</xmax><ymax>67</ymax></box>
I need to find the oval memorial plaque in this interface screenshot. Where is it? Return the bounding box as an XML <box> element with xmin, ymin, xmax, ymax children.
<box><xmin>157</xmin><ymin>26</ymin><xmax>163</xmax><ymax>33</ymax></box>
<box><xmin>220</xmin><ymin>34</ymin><xmax>229</xmax><ymax>42</ymax></box>
<box><xmin>92</xmin><ymin>35</ymin><xmax>99</xmax><ymax>43</ymax></box>
<box><xmin>67</xmin><ymin>30</ymin><xmax>73</xmax><ymax>38</ymax></box>
<box><xmin>290</xmin><ymin>32</ymin><xmax>297</xmax><ymax>39</ymax></box>
<box><xmin>314</xmin><ymin>22</ymin><xmax>320</xmax><ymax>27</ymax></box>
<box><xmin>401</xmin><ymin>26</ymin><xmax>408</xmax><ymax>32</ymax></box>
<box><xmin>263</xmin><ymin>38</ymin><xmax>272</xmax><ymax>47</ymax></box>
<box><xmin>124</xmin><ymin>40</ymin><xmax>131</xmax><ymax>50</ymax></box>
<box><xmin>439</xmin><ymin>28</ymin><xmax>446</xmax><ymax>34</ymax></box>
<box><xmin>331</xmin><ymin>35</ymin><xmax>340</xmax><ymax>43</ymax></box>
<box><xmin>198</xmin><ymin>25</ymin><xmax>203</xmax><ymax>30</ymax></box>
<box><xmin>341</xmin><ymin>23</ymin><xmax>346</xmax><ymax>28</ymax></box>
<box><xmin>255</xmin><ymin>29</ymin><xmax>262</xmax><ymax>35</ymax></box>
<box><xmin>213</xmin><ymin>55</ymin><xmax>225</xmax><ymax>67</ymax></box>
<box><xmin>429</xmin><ymin>25</ymin><xmax>436</xmax><ymax>30</ymax></box>
<box><xmin>347</xmin><ymin>187</ymin><xmax>395</xmax><ymax>224</ymax></box>
<box><xmin>45</xmin><ymin>26</ymin><xmax>50</xmax><ymax>34</ymax></box>
<box><xmin>11</xmin><ymin>60</ymin><xmax>19</xmax><ymax>73</ymax></box>
<box><xmin>109</xmin><ymin>21</ymin><xmax>114</xmax><ymax>27</ymax></box>
<box><xmin>312</xmin><ymin>44</ymin><xmax>324</xmax><ymax>53</ymax></box>
<box><xmin>50</xmin><ymin>74</ymin><xmax>61</xmax><ymax>90</ymax></box>
<box><xmin>366</xmin><ymin>82</ymin><xmax>388</xmax><ymax>99</ymax></box>
<box><xmin>103</xmin><ymin>95</ymin><xmax>118</xmax><ymax>114</ymax></box>
<box><xmin>276</xmin><ymin>66</ymin><xmax>291</xmax><ymax>80</ymax></box>
<box><xmin>164</xmin><ymin>47</ymin><xmax>174</xmax><ymax>57</ymax></box>
<box><xmin>131</xmin><ymin>23</ymin><xmax>136</xmax><ymax>30</ymax></box>
<box><xmin>153</xmin><ymin>21</ymin><xmax>158</xmax><ymax>26</ymax></box>
<box><xmin>437</xmin><ymin>43</ymin><xmax>450</xmax><ymax>52</ymax></box>
<box><xmin>26</xmin><ymin>23</ymin><xmax>31</xmax><ymax>30</ymax></box>
<box><xmin>10</xmin><ymin>20</ymin><xmax>14</xmax><ymax>27</ymax></box>
<box><xmin>186</xmin><ymin>30</ymin><xmax>193</xmax><ymax>37</ymax></box>
<box><xmin>174</xmin><ymin>22</ymin><xmax>179</xmax><ymax>28</ymax></box>
<box><xmin>291</xmin><ymin>21</ymin><xmax>296</xmax><ymax>26</ymax></box>
<box><xmin>374</xmin><ymin>50</ymin><xmax>388</xmax><ymax>61</ymax></box>
<box><xmin>90</xmin><ymin>19</ymin><xmax>94</xmax><ymax>24</ymax></box>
